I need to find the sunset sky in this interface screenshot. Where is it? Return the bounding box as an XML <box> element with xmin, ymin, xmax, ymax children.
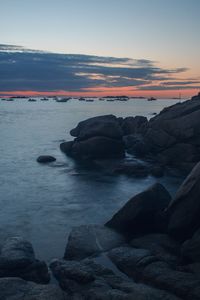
<box><xmin>0</xmin><ymin>0</ymin><xmax>200</xmax><ymax>97</ymax></box>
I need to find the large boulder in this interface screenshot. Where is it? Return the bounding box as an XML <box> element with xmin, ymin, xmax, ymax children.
<box><xmin>0</xmin><ymin>277</ymin><xmax>67</xmax><ymax>300</ymax></box>
<box><xmin>106</xmin><ymin>183</ymin><xmax>171</xmax><ymax>236</ymax></box>
<box><xmin>0</xmin><ymin>237</ymin><xmax>50</xmax><ymax>283</ymax></box>
<box><xmin>67</xmin><ymin>136</ymin><xmax>125</xmax><ymax>159</ymax></box>
<box><xmin>70</xmin><ymin>115</ymin><xmax>123</xmax><ymax>140</ymax></box>
<box><xmin>64</xmin><ymin>225</ymin><xmax>125</xmax><ymax>260</ymax></box>
<box><xmin>121</xmin><ymin>116</ymin><xmax>148</xmax><ymax>135</ymax></box>
<box><xmin>167</xmin><ymin>162</ymin><xmax>200</xmax><ymax>241</ymax></box>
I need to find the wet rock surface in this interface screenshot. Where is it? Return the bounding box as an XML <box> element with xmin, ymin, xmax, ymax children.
<box><xmin>0</xmin><ymin>237</ymin><xmax>50</xmax><ymax>284</ymax></box>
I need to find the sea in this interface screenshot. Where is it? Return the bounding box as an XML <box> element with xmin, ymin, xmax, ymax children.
<box><xmin>0</xmin><ymin>97</ymin><xmax>186</xmax><ymax>261</ymax></box>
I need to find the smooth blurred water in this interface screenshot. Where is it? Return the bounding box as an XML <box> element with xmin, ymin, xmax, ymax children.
<box><xmin>0</xmin><ymin>98</ymin><xmax>186</xmax><ymax>261</ymax></box>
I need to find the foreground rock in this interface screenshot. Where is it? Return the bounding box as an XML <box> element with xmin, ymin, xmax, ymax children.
<box><xmin>0</xmin><ymin>277</ymin><xmax>67</xmax><ymax>300</ymax></box>
<box><xmin>50</xmin><ymin>258</ymin><xmax>180</xmax><ymax>299</ymax></box>
<box><xmin>48</xmin><ymin>161</ymin><xmax>200</xmax><ymax>299</ymax></box>
<box><xmin>106</xmin><ymin>183</ymin><xmax>171</xmax><ymax>236</ymax></box>
<box><xmin>64</xmin><ymin>225</ymin><xmax>125</xmax><ymax>260</ymax></box>
<box><xmin>37</xmin><ymin>155</ymin><xmax>56</xmax><ymax>163</ymax></box>
<box><xmin>0</xmin><ymin>237</ymin><xmax>50</xmax><ymax>283</ymax></box>
<box><xmin>167</xmin><ymin>161</ymin><xmax>200</xmax><ymax>241</ymax></box>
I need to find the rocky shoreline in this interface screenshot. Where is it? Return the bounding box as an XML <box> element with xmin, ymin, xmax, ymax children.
<box><xmin>59</xmin><ymin>92</ymin><xmax>200</xmax><ymax>176</ymax></box>
<box><xmin>2</xmin><ymin>161</ymin><xmax>200</xmax><ymax>299</ymax></box>
<box><xmin>3</xmin><ymin>93</ymin><xmax>200</xmax><ymax>299</ymax></box>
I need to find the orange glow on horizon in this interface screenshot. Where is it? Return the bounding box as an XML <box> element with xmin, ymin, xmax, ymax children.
<box><xmin>0</xmin><ymin>87</ymin><xmax>199</xmax><ymax>99</ymax></box>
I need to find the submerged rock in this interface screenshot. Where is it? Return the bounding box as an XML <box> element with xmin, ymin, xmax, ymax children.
<box><xmin>37</xmin><ymin>155</ymin><xmax>56</xmax><ymax>163</ymax></box>
<box><xmin>106</xmin><ymin>183</ymin><xmax>171</xmax><ymax>236</ymax></box>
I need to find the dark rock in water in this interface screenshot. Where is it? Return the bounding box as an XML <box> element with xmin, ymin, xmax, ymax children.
<box><xmin>70</xmin><ymin>114</ymin><xmax>123</xmax><ymax>140</ymax></box>
<box><xmin>64</xmin><ymin>225</ymin><xmax>125</xmax><ymax>260</ymax></box>
<box><xmin>60</xmin><ymin>141</ymin><xmax>73</xmax><ymax>155</ymax></box>
<box><xmin>0</xmin><ymin>277</ymin><xmax>67</xmax><ymax>300</ymax></box>
<box><xmin>121</xmin><ymin>116</ymin><xmax>148</xmax><ymax>135</ymax></box>
<box><xmin>167</xmin><ymin>162</ymin><xmax>200</xmax><ymax>241</ymax></box>
<box><xmin>37</xmin><ymin>155</ymin><xmax>56</xmax><ymax>163</ymax></box>
<box><xmin>181</xmin><ymin>229</ymin><xmax>200</xmax><ymax>263</ymax></box>
<box><xmin>106</xmin><ymin>183</ymin><xmax>171</xmax><ymax>236</ymax></box>
<box><xmin>130</xmin><ymin>233</ymin><xmax>180</xmax><ymax>265</ymax></box>
<box><xmin>0</xmin><ymin>237</ymin><xmax>50</xmax><ymax>284</ymax></box>
<box><xmin>69</xmin><ymin>136</ymin><xmax>125</xmax><ymax>160</ymax></box>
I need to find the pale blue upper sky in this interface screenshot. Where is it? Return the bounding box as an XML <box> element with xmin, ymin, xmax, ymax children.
<box><xmin>1</xmin><ymin>0</ymin><xmax>200</xmax><ymax>75</ymax></box>
<box><xmin>0</xmin><ymin>0</ymin><xmax>199</xmax><ymax>96</ymax></box>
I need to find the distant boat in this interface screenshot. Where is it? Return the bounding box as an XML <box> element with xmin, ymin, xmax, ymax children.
<box><xmin>106</xmin><ymin>98</ymin><xmax>115</xmax><ymax>102</ymax></box>
<box><xmin>99</xmin><ymin>98</ymin><xmax>105</xmax><ymax>101</ymax></box>
<box><xmin>86</xmin><ymin>99</ymin><xmax>94</xmax><ymax>102</ymax></box>
<box><xmin>79</xmin><ymin>97</ymin><xmax>86</xmax><ymax>101</ymax></box>
<box><xmin>56</xmin><ymin>97</ymin><xmax>70</xmax><ymax>102</ymax></box>
<box><xmin>28</xmin><ymin>98</ymin><xmax>37</xmax><ymax>102</ymax></box>
<box><xmin>40</xmin><ymin>97</ymin><xmax>49</xmax><ymax>101</ymax></box>
<box><xmin>7</xmin><ymin>98</ymin><xmax>14</xmax><ymax>101</ymax></box>
<box><xmin>147</xmin><ymin>97</ymin><xmax>157</xmax><ymax>101</ymax></box>
<box><xmin>1</xmin><ymin>98</ymin><xmax>7</xmax><ymax>101</ymax></box>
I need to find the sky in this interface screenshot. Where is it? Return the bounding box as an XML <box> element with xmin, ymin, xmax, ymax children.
<box><xmin>0</xmin><ymin>0</ymin><xmax>200</xmax><ymax>97</ymax></box>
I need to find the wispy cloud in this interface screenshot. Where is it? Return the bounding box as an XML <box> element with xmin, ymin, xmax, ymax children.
<box><xmin>0</xmin><ymin>44</ymin><xmax>199</xmax><ymax>94</ymax></box>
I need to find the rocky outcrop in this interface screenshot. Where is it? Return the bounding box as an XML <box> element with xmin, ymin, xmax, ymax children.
<box><xmin>70</xmin><ymin>114</ymin><xmax>123</xmax><ymax>140</ymax></box>
<box><xmin>167</xmin><ymin>161</ymin><xmax>200</xmax><ymax>241</ymax></box>
<box><xmin>106</xmin><ymin>183</ymin><xmax>171</xmax><ymax>236</ymax></box>
<box><xmin>139</xmin><ymin>93</ymin><xmax>200</xmax><ymax>171</ymax></box>
<box><xmin>60</xmin><ymin>93</ymin><xmax>200</xmax><ymax>173</ymax></box>
<box><xmin>46</xmin><ymin>162</ymin><xmax>200</xmax><ymax>299</ymax></box>
<box><xmin>0</xmin><ymin>237</ymin><xmax>50</xmax><ymax>284</ymax></box>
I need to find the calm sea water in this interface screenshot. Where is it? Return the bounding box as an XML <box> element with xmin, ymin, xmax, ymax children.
<box><xmin>0</xmin><ymin>98</ymin><xmax>186</xmax><ymax>261</ymax></box>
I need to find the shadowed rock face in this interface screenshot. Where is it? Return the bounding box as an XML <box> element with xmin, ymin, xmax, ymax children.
<box><xmin>106</xmin><ymin>183</ymin><xmax>171</xmax><ymax>236</ymax></box>
<box><xmin>167</xmin><ymin>162</ymin><xmax>200</xmax><ymax>241</ymax></box>
<box><xmin>0</xmin><ymin>277</ymin><xmax>67</xmax><ymax>300</ymax></box>
<box><xmin>0</xmin><ymin>237</ymin><xmax>50</xmax><ymax>284</ymax></box>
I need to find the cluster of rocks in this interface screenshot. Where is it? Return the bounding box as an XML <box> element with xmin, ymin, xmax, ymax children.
<box><xmin>60</xmin><ymin>93</ymin><xmax>200</xmax><ymax>175</ymax></box>
<box><xmin>6</xmin><ymin>160</ymin><xmax>200</xmax><ymax>299</ymax></box>
<box><xmin>48</xmin><ymin>161</ymin><xmax>200</xmax><ymax>299</ymax></box>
